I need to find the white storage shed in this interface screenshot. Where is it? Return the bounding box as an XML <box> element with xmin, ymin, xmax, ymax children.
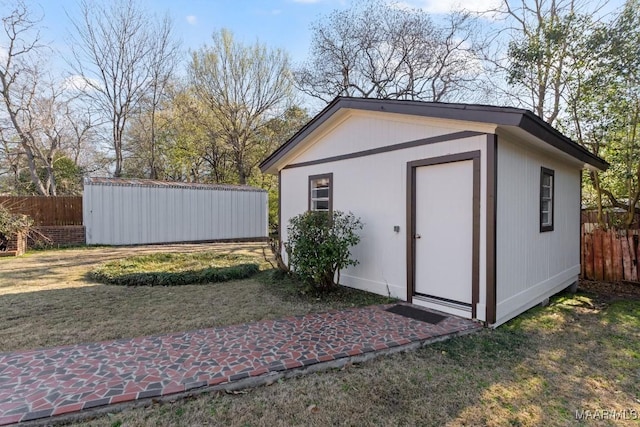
<box><xmin>83</xmin><ymin>177</ymin><xmax>268</xmax><ymax>245</ymax></box>
<box><xmin>260</xmin><ymin>97</ymin><xmax>608</xmax><ymax>327</ymax></box>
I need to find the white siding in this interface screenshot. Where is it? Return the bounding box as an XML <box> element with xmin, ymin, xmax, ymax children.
<box><xmin>84</xmin><ymin>183</ymin><xmax>268</xmax><ymax>245</ymax></box>
<box><xmin>280</xmin><ymin>116</ymin><xmax>488</xmax><ymax>319</ymax></box>
<box><xmin>495</xmin><ymin>135</ymin><xmax>581</xmax><ymax>326</ymax></box>
<box><xmin>278</xmin><ymin>107</ymin><xmax>588</xmax><ymax>326</ymax></box>
<box><xmin>293</xmin><ymin>110</ymin><xmax>495</xmax><ymax>165</ymax></box>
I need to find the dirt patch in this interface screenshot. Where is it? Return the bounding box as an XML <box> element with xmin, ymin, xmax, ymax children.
<box><xmin>579</xmin><ymin>279</ymin><xmax>640</xmax><ymax>302</ymax></box>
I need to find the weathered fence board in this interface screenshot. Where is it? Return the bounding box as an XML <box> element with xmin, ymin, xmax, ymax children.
<box><xmin>621</xmin><ymin>235</ymin><xmax>634</xmax><ymax>281</ymax></box>
<box><xmin>582</xmin><ymin>226</ymin><xmax>640</xmax><ymax>282</ymax></box>
<box><xmin>602</xmin><ymin>230</ymin><xmax>613</xmax><ymax>282</ymax></box>
<box><xmin>0</xmin><ymin>196</ymin><xmax>82</xmax><ymax>226</ymax></box>
<box><xmin>611</xmin><ymin>233</ymin><xmax>623</xmax><ymax>281</ymax></box>
<box><xmin>583</xmin><ymin>230</ymin><xmax>594</xmax><ymax>280</ymax></box>
<box><xmin>592</xmin><ymin>229</ymin><xmax>605</xmax><ymax>281</ymax></box>
<box><xmin>629</xmin><ymin>235</ymin><xmax>638</xmax><ymax>282</ymax></box>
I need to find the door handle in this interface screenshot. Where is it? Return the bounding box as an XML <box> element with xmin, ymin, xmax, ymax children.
<box><xmin>414</xmin><ymin>234</ymin><xmax>421</xmax><ymax>239</ymax></box>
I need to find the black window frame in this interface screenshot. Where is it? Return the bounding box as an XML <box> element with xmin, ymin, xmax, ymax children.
<box><xmin>308</xmin><ymin>173</ymin><xmax>333</xmax><ymax>213</ymax></box>
<box><xmin>540</xmin><ymin>167</ymin><xmax>555</xmax><ymax>232</ymax></box>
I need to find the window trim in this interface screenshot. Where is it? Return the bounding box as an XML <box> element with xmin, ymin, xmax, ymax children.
<box><xmin>308</xmin><ymin>173</ymin><xmax>333</xmax><ymax>213</ymax></box>
<box><xmin>540</xmin><ymin>167</ymin><xmax>555</xmax><ymax>232</ymax></box>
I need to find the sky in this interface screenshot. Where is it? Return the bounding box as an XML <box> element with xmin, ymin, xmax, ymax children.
<box><xmin>22</xmin><ymin>0</ymin><xmax>628</xmax><ymax>99</ymax></box>
<box><xmin>35</xmin><ymin>0</ymin><xmax>505</xmax><ymax>72</ymax></box>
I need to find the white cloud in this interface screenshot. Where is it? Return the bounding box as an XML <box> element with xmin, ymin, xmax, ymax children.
<box><xmin>61</xmin><ymin>75</ymin><xmax>99</xmax><ymax>93</ymax></box>
<box><xmin>186</xmin><ymin>15</ymin><xmax>197</xmax><ymax>25</ymax></box>
<box><xmin>392</xmin><ymin>0</ymin><xmax>502</xmax><ymax>15</ymax></box>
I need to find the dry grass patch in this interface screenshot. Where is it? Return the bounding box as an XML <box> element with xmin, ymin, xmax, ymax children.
<box><xmin>0</xmin><ymin>243</ymin><xmax>257</xmax><ymax>295</ymax></box>
<box><xmin>75</xmin><ymin>288</ymin><xmax>640</xmax><ymax>427</ymax></box>
<box><xmin>0</xmin><ymin>243</ymin><xmax>392</xmax><ymax>352</ymax></box>
<box><xmin>1</xmin><ymin>277</ymin><xmax>278</xmax><ymax>351</ymax></box>
<box><xmin>3</xmin><ymin>247</ymin><xmax>639</xmax><ymax>426</ymax></box>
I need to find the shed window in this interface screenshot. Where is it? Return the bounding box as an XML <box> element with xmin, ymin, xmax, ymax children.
<box><xmin>309</xmin><ymin>173</ymin><xmax>332</xmax><ymax>213</ymax></box>
<box><xmin>540</xmin><ymin>167</ymin><xmax>554</xmax><ymax>232</ymax></box>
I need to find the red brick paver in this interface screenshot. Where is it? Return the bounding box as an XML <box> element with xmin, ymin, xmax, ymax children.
<box><xmin>0</xmin><ymin>304</ymin><xmax>480</xmax><ymax>425</ymax></box>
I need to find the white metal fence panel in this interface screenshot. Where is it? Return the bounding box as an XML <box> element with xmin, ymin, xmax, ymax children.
<box><xmin>83</xmin><ymin>178</ymin><xmax>268</xmax><ymax>245</ymax></box>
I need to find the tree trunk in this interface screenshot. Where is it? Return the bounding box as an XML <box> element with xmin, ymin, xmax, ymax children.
<box><xmin>235</xmin><ymin>152</ymin><xmax>247</xmax><ymax>185</ymax></box>
<box><xmin>21</xmin><ymin>143</ymin><xmax>48</xmax><ymax>196</ymax></box>
<box><xmin>149</xmin><ymin>97</ymin><xmax>159</xmax><ymax>180</ymax></box>
<box><xmin>113</xmin><ymin>126</ymin><xmax>123</xmax><ymax>178</ymax></box>
<box><xmin>590</xmin><ymin>170</ymin><xmax>605</xmax><ymax>229</ymax></box>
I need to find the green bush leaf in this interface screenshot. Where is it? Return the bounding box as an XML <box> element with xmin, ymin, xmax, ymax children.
<box><xmin>284</xmin><ymin>210</ymin><xmax>363</xmax><ymax>292</ymax></box>
<box><xmin>88</xmin><ymin>251</ymin><xmax>261</xmax><ymax>286</ymax></box>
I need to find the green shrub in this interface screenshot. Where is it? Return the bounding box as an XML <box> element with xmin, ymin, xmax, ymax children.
<box><xmin>284</xmin><ymin>210</ymin><xmax>363</xmax><ymax>292</ymax></box>
<box><xmin>89</xmin><ymin>251</ymin><xmax>261</xmax><ymax>286</ymax></box>
<box><xmin>90</xmin><ymin>264</ymin><xmax>260</xmax><ymax>286</ymax></box>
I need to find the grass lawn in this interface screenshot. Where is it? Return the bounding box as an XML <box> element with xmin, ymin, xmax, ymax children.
<box><xmin>75</xmin><ymin>288</ymin><xmax>640</xmax><ymax>427</ymax></box>
<box><xmin>0</xmin><ymin>243</ymin><xmax>391</xmax><ymax>352</ymax></box>
<box><xmin>1</xmin><ymin>246</ymin><xmax>639</xmax><ymax>426</ymax></box>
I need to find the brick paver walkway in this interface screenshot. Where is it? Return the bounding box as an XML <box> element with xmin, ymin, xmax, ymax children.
<box><xmin>0</xmin><ymin>304</ymin><xmax>480</xmax><ymax>425</ymax></box>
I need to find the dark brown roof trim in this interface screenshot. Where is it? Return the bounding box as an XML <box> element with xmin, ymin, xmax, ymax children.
<box><xmin>260</xmin><ymin>98</ymin><xmax>347</xmax><ymax>173</ymax></box>
<box><xmin>406</xmin><ymin>150</ymin><xmax>481</xmax><ymax>319</ymax></box>
<box><xmin>308</xmin><ymin>173</ymin><xmax>333</xmax><ymax>214</ymax></box>
<box><xmin>486</xmin><ymin>134</ymin><xmax>497</xmax><ymax>325</ymax></box>
<box><xmin>518</xmin><ymin>113</ymin><xmax>607</xmax><ymax>170</ymax></box>
<box><xmin>259</xmin><ymin>97</ymin><xmax>608</xmax><ymax>172</ymax></box>
<box><xmin>539</xmin><ymin>167</ymin><xmax>555</xmax><ymax>233</ymax></box>
<box><xmin>278</xmin><ymin>170</ymin><xmax>282</xmax><ymax>246</ymax></box>
<box><xmin>283</xmin><ymin>131</ymin><xmax>483</xmax><ymax>170</ymax></box>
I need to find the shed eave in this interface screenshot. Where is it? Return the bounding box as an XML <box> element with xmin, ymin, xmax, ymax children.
<box><xmin>259</xmin><ymin>98</ymin><xmax>346</xmax><ymax>174</ymax></box>
<box><xmin>259</xmin><ymin>97</ymin><xmax>609</xmax><ymax>173</ymax></box>
<box><xmin>516</xmin><ymin>113</ymin><xmax>608</xmax><ymax>171</ymax></box>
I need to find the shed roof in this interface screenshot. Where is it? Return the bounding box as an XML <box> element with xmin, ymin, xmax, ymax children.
<box><xmin>84</xmin><ymin>177</ymin><xmax>266</xmax><ymax>192</ymax></box>
<box><xmin>259</xmin><ymin>97</ymin><xmax>609</xmax><ymax>173</ymax></box>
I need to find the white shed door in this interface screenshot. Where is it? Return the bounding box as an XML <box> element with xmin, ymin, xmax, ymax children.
<box><xmin>414</xmin><ymin>160</ymin><xmax>473</xmax><ymax>305</ymax></box>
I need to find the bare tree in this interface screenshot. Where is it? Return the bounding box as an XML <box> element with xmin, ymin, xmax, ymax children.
<box><xmin>67</xmin><ymin>0</ymin><xmax>178</xmax><ymax>177</ymax></box>
<box><xmin>135</xmin><ymin>15</ymin><xmax>180</xmax><ymax>179</ymax></box>
<box><xmin>0</xmin><ymin>0</ymin><xmax>60</xmax><ymax>195</ymax></box>
<box><xmin>61</xmin><ymin>100</ymin><xmax>111</xmax><ymax>178</ymax></box>
<box><xmin>189</xmin><ymin>29</ymin><xmax>294</xmax><ymax>184</ymax></box>
<box><xmin>295</xmin><ymin>1</ymin><xmax>483</xmax><ymax>103</ymax></box>
<box><xmin>0</xmin><ymin>133</ymin><xmax>21</xmax><ymax>192</ymax></box>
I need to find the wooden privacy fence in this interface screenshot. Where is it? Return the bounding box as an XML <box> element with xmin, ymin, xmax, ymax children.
<box><xmin>0</xmin><ymin>196</ymin><xmax>83</xmax><ymax>226</ymax></box>
<box><xmin>582</xmin><ymin>225</ymin><xmax>640</xmax><ymax>282</ymax></box>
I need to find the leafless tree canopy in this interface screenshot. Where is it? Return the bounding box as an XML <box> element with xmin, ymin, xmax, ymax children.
<box><xmin>67</xmin><ymin>0</ymin><xmax>178</xmax><ymax>177</ymax></box>
<box><xmin>295</xmin><ymin>1</ymin><xmax>483</xmax><ymax>103</ymax></box>
<box><xmin>0</xmin><ymin>0</ymin><xmax>58</xmax><ymax>195</ymax></box>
